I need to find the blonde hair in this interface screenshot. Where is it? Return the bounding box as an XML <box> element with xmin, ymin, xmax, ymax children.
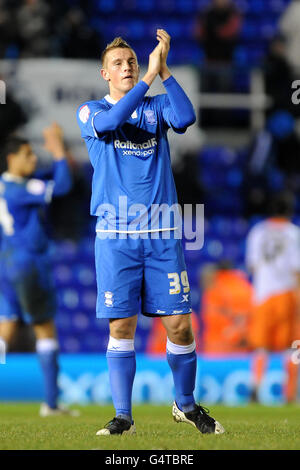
<box><xmin>101</xmin><ymin>37</ymin><xmax>137</xmax><ymax>67</ymax></box>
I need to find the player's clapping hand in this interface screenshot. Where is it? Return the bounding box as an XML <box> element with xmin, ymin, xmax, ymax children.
<box><xmin>148</xmin><ymin>41</ymin><xmax>163</xmax><ymax>76</ymax></box>
<box><xmin>142</xmin><ymin>39</ymin><xmax>164</xmax><ymax>86</ymax></box>
<box><xmin>156</xmin><ymin>29</ymin><xmax>172</xmax><ymax>81</ymax></box>
<box><xmin>142</xmin><ymin>30</ymin><xmax>171</xmax><ymax>86</ymax></box>
<box><xmin>43</xmin><ymin>122</ymin><xmax>66</xmax><ymax>160</ymax></box>
<box><xmin>157</xmin><ymin>29</ymin><xmax>170</xmax><ymax>64</ymax></box>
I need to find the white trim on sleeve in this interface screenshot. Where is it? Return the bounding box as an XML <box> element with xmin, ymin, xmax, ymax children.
<box><xmin>91</xmin><ymin>110</ymin><xmax>104</xmax><ymax>137</ymax></box>
<box><xmin>44</xmin><ymin>181</ymin><xmax>55</xmax><ymax>203</ymax></box>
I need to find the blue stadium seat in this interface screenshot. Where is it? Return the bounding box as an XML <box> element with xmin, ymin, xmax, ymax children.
<box><xmin>51</xmin><ymin>240</ymin><xmax>79</xmax><ymax>263</ymax></box>
<box><xmin>53</xmin><ymin>264</ymin><xmax>73</xmax><ymax>286</ymax></box>
<box><xmin>240</xmin><ymin>20</ymin><xmax>259</xmax><ymax>40</ymax></box>
<box><xmin>176</xmin><ymin>0</ymin><xmax>196</xmax><ymax>13</ymax></box>
<box><xmin>55</xmin><ymin>312</ymin><xmax>72</xmax><ymax>331</ymax></box>
<box><xmin>135</xmin><ymin>0</ymin><xmax>156</xmax><ymax>11</ymax></box>
<box><xmin>119</xmin><ymin>0</ymin><xmax>139</xmax><ymax>11</ymax></box>
<box><xmin>82</xmin><ymin>333</ymin><xmax>103</xmax><ymax>352</ymax></box>
<box><xmin>156</xmin><ymin>0</ymin><xmax>176</xmax><ymax>13</ymax></box>
<box><xmin>73</xmin><ymin>264</ymin><xmax>96</xmax><ymax>287</ymax></box>
<box><xmin>60</xmin><ymin>288</ymin><xmax>80</xmax><ymax>311</ymax></box>
<box><xmin>247</xmin><ymin>0</ymin><xmax>265</xmax><ymax>15</ymax></box>
<box><xmin>235</xmin><ymin>0</ymin><xmax>250</xmax><ymax>13</ymax></box>
<box><xmin>61</xmin><ymin>335</ymin><xmax>81</xmax><ymax>353</ymax></box>
<box><xmin>234</xmin><ymin>46</ymin><xmax>249</xmax><ymax>66</ymax></box>
<box><xmin>267</xmin><ymin>169</ymin><xmax>285</xmax><ymax>191</ymax></box>
<box><xmin>127</xmin><ymin>20</ymin><xmax>145</xmax><ymax>40</ymax></box>
<box><xmin>293</xmin><ymin>215</ymin><xmax>300</xmax><ymax>226</ymax></box>
<box><xmin>78</xmin><ymin>237</ymin><xmax>94</xmax><ymax>260</ymax></box>
<box><xmin>248</xmin><ymin>215</ymin><xmax>264</xmax><ymax>228</ymax></box>
<box><xmin>226</xmin><ymin>168</ymin><xmax>243</xmax><ymax>188</ymax></box>
<box><xmin>72</xmin><ymin>312</ymin><xmax>91</xmax><ymax>331</ymax></box>
<box><xmin>79</xmin><ymin>289</ymin><xmax>97</xmax><ymax>311</ymax></box>
<box><xmin>205</xmin><ymin>192</ymin><xmax>244</xmax><ymax>216</ymax></box>
<box><xmin>210</xmin><ymin>216</ymin><xmax>233</xmax><ymax>238</ymax></box>
<box><xmin>95</xmin><ymin>0</ymin><xmax>117</xmax><ymax>13</ymax></box>
<box><xmin>206</xmin><ymin>239</ymin><xmax>224</xmax><ymax>260</ymax></box>
<box><xmin>267</xmin><ymin>0</ymin><xmax>289</xmax><ymax>14</ymax></box>
<box><xmin>198</xmin><ymin>146</ymin><xmax>239</xmax><ymax>168</ymax></box>
<box><xmin>259</xmin><ymin>19</ymin><xmax>279</xmax><ymax>40</ymax></box>
<box><xmin>231</xmin><ymin>217</ymin><xmax>249</xmax><ymax>238</ymax></box>
<box><xmin>222</xmin><ymin>241</ymin><xmax>240</xmax><ymax>262</ymax></box>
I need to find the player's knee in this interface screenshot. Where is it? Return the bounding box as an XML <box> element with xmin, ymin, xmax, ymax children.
<box><xmin>109</xmin><ymin>318</ymin><xmax>136</xmax><ymax>339</ymax></box>
<box><xmin>169</xmin><ymin>323</ymin><xmax>194</xmax><ymax>345</ymax></box>
<box><xmin>0</xmin><ymin>321</ymin><xmax>18</xmax><ymax>345</ymax></box>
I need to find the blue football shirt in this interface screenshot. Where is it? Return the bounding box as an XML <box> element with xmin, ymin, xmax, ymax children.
<box><xmin>0</xmin><ymin>160</ymin><xmax>72</xmax><ymax>253</ymax></box>
<box><xmin>77</xmin><ymin>81</ymin><xmax>192</xmax><ymax>233</ymax></box>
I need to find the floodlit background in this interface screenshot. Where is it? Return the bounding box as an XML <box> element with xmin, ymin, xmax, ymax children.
<box><xmin>0</xmin><ymin>0</ymin><xmax>299</xmax><ymax>406</ymax></box>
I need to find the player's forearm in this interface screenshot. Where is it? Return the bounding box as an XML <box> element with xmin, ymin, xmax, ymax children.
<box><xmin>94</xmin><ymin>81</ymin><xmax>149</xmax><ymax>133</ymax></box>
<box><xmin>52</xmin><ymin>159</ymin><xmax>72</xmax><ymax>197</ymax></box>
<box><xmin>51</xmin><ymin>147</ymin><xmax>66</xmax><ymax>160</ymax></box>
<box><xmin>163</xmin><ymin>76</ymin><xmax>196</xmax><ymax>129</ymax></box>
<box><xmin>142</xmin><ymin>70</ymin><xmax>158</xmax><ymax>87</ymax></box>
<box><xmin>159</xmin><ymin>64</ymin><xmax>172</xmax><ymax>82</ymax></box>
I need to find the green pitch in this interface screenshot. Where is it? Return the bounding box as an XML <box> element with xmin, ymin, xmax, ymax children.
<box><xmin>0</xmin><ymin>403</ymin><xmax>300</xmax><ymax>450</ymax></box>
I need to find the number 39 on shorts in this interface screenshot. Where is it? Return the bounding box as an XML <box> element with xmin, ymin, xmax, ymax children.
<box><xmin>168</xmin><ymin>271</ymin><xmax>190</xmax><ymax>295</ymax></box>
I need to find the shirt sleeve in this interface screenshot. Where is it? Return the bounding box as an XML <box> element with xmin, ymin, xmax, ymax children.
<box><xmin>77</xmin><ymin>101</ymin><xmax>106</xmax><ymax>139</ymax></box>
<box><xmin>16</xmin><ymin>159</ymin><xmax>72</xmax><ymax>206</ymax></box>
<box><xmin>160</xmin><ymin>76</ymin><xmax>196</xmax><ymax>133</ymax></box>
<box><xmin>77</xmin><ymin>81</ymin><xmax>149</xmax><ymax>139</ymax></box>
<box><xmin>94</xmin><ymin>81</ymin><xmax>149</xmax><ymax>134</ymax></box>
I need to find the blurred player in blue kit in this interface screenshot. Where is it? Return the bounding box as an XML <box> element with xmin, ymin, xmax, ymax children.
<box><xmin>77</xmin><ymin>29</ymin><xmax>224</xmax><ymax>435</ymax></box>
<box><xmin>0</xmin><ymin>123</ymin><xmax>77</xmax><ymax>416</ymax></box>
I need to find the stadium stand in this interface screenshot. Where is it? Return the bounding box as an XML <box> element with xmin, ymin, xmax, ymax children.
<box><xmin>1</xmin><ymin>0</ymin><xmax>299</xmax><ymax>356</ymax></box>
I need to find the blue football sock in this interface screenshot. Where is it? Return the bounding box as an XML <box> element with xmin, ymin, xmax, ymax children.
<box><xmin>167</xmin><ymin>348</ymin><xmax>197</xmax><ymax>412</ymax></box>
<box><xmin>37</xmin><ymin>349</ymin><xmax>59</xmax><ymax>409</ymax></box>
<box><xmin>106</xmin><ymin>349</ymin><xmax>136</xmax><ymax>421</ymax></box>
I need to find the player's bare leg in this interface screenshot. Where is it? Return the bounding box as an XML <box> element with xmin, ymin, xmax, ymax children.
<box><xmin>0</xmin><ymin>320</ymin><xmax>18</xmax><ymax>364</ymax></box>
<box><xmin>251</xmin><ymin>348</ymin><xmax>269</xmax><ymax>402</ymax></box>
<box><xmin>0</xmin><ymin>319</ymin><xmax>18</xmax><ymax>345</ymax></box>
<box><xmin>109</xmin><ymin>315</ymin><xmax>138</xmax><ymax>339</ymax></box>
<box><xmin>161</xmin><ymin>313</ymin><xmax>194</xmax><ymax>345</ymax></box>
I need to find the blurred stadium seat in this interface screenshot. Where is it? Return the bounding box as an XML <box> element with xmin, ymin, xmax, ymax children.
<box><xmin>87</xmin><ymin>0</ymin><xmax>292</xmax><ymax>67</ymax></box>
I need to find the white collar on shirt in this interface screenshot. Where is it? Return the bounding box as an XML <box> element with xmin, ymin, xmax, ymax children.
<box><xmin>2</xmin><ymin>172</ymin><xmax>25</xmax><ymax>183</ymax></box>
<box><xmin>104</xmin><ymin>94</ymin><xmax>117</xmax><ymax>105</ymax></box>
<box><xmin>104</xmin><ymin>94</ymin><xmax>138</xmax><ymax>119</ymax></box>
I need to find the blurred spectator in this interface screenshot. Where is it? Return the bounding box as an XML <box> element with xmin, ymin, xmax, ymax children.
<box><xmin>244</xmin><ymin>110</ymin><xmax>300</xmax><ymax>217</ymax></box>
<box><xmin>195</xmin><ymin>0</ymin><xmax>242</xmax><ymax>65</ymax></box>
<box><xmin>280</xmin><ymin>0</ymin><xmax>300</xmax><ymax>72</ymax></box>
<box><xmin>0</xmin><ymin>1</ymin><xmax>17</xmax><ymax>58</ymax></box>
<box><xmin>268</xmin><ymin>112</ymin><xmax>300</xmax><ymax>181</ymax></box>
<box><xmin>173</xmin><ymin>152</ymin><xmax>204</xmax><ymax>206</ymax></box>
<box><xmin>200</xmin><ymin>260</ymin><xmax>253</xmax><ymax>354</ymax></box>
<box><xmin>0</xmin><ymin>85</ymin><xmax>28</xmax><ymax>174</ymax></box>
<box><xmin>16</xmin><ymin>0</ymin><xmax>52</xmax><ymax>58</ymax></box>
<box><xmin>195</xmin><ymin>0</ymin><xmax>242</xmax><ymax>126</ymax></box>
<box><xmin>245</xmin><ymin>191</ymin><xmax>300</xmax><ymax>402</ymax></box>
<box><xmin>58</xmin><ymin>7</ymin><xmax>103</xmax><ymax>59</ymax></box>
<box><xmin>263</xmin><ymin>35</ymin><xmax>295</xmax><ymax>117</ymax></box>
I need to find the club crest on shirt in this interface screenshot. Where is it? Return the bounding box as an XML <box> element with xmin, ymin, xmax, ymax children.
<box><xmin>79</xmin><ymin>105</ymin><xmax>90</xmax><ymax>124</ymax></box>
<box><xmin>104</xmin><ymin>291</ymin><xmax>114</xmax><ymax>307</ymax></box>
<box><xmin>144</xmin><ymin>110</ymin><xmax>156</xmax><ymax>125</ymax></box>
<box><xmin>26</xmin><ymin>179</ymin><xmax>46</xmax><ymax>195</ymax></box>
